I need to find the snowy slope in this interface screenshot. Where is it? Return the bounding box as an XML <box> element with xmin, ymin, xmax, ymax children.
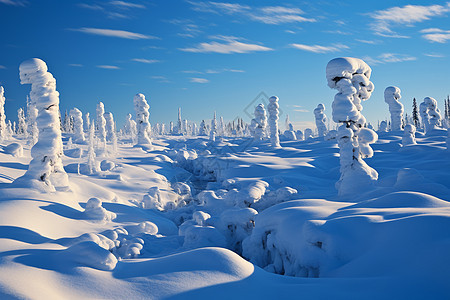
<box><xmin>0</xmin><ymin>130</ymin><xmax>449</xmax><ymax>299</ymax></box>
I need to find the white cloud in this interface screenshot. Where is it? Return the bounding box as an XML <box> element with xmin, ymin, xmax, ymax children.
<box><xmin>180</xmin><ymin>37</ymin><xmax>272</xmax><ymax>54</ymax></box>
<box><xmin>97</xmin><ymin>65</ymin><xmax>120</xmax><ymax>69</ymax></box>
<box><xmin>368</xmin><ymin>3</ymin><xmax>450</xmax><ymax>37</ymax></box>
<box><xmin>68</xmin><ymin>64</ymin><xmax>83</xmax><ymax>67</ymax></box>
<box><xmin>190</xmin><ymin>77</ymin><xmax>209</xmax><ymax>83</ymax></box>
<box><xmin>356</xmin><ymin>39</ymin><xmax>380</xmax><ymax>45</ymax></box>
<box><xmin>78</xmin><ymin>3</ymin><xmax>104</xmax><ymax>10</ymax></box>
<box><xmin>132</xmin><ymin>58</ymin><xmax>160</xmax><ymax>63</ymax></box>
<box><xmin>151</xmin><ymin>75</ymin><xmax>170</xmax><ymax>83</ymax></box>
<box><xmin>293</xmin><ymin>109</ymin><xmax>309</xmax><ymax>113</ymax></box>
<box><xmin>424</xmin><ymin>53</ymin><xmax>445</xmax><ymax>58</ymax></box>
<box><xmin>420</xmin><ymin>28</ymin><xmax>450</xmax><ymax>43</ymax></box>
<box><xmin>0</xmin><ymin>0</ymin><xmax>27</xmax><ymax>6</ymax></box>
<box><xmin>0</xmin><ymin>65</ymin><xmax>6</xmax><ymax>69</ymax></box>
<box><xmin>187</xmin><ymin>1</ymin><xmax>315</xmax><ymax>24</ymax></box>
<box><xmin>72</xmin><ymin>27</ymin><xmax>157</xmax><ymax>39</ymax></box>
<box><xmin>290</xmin><ymin>43</ymin><xmax>348</xmax><ymax>53</ymax></box>
<box><xmin>109</xmin><ymin>1</ymin><xmax>145</xmax><ymax>9</ymax></box>
<box><xmin>363</xmin><ymin>53</ymin><xmax>417</xmax><ymax>65</ymax></box>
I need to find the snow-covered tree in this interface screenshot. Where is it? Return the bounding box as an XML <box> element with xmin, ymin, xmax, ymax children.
<box><xmin>133</xmin><ymin>93</ymin><xmax>152</xmax><ymax>145</ymax></box>
<box><xmin>424</xmin><ymin>97</ymin><xmax>441</xmax><ymax>131</ymax></box>
<box><xmin>419</xmin><ymin>101</ymin><xmax>430</xmax><ymax>133</ymax></box>
<box><xmin>219</xmin><ymin>116</ymin><xmax>225</xmax><ymax>137</ymax></box>
<box><xmin>304</xmin><ymin>128</ymin><xmax>313</xmax><ymax>139</ymax></box>
<box><xmin>17</xmin><ymin>108</ymin><xmax>26</xmax><ymax>135</ymax></box>
<box><xmin>253</xmin><ymin>104</ymin><xmax>267</xmax><ymax>141</ymax></box>
<box><xmin>0</xmin><ymin>86</ymin><xmax>7</xmax><ymax>141</ymax></box>
<box><xmin>177</xmin><ymin>107</ymin><xmax>182</xmax><ymax>135</ymax></box>
<box><xmin>124</xmin><ymin>113</ymin><xmax>137</xmax><ymax>143</ymax></box>
<box><xmin>86</xmin><ymin>122</ymin><xmax>98</xmax><ymax>174</ymax></box>
<box><xmin>17</xmin><ymin>58</ymin><xmax>69</xmax><ymax>191</ymax></box>
<box><xmin>326</xmin><ymin>57</ymin><xmax>378</xmax><ymax>196</ymax></box>
<box><xmin>104</xmin><ymin>112</ymin><xmax>115</xmax><ymax>142</ymax></box>
<box><xmin>314</xmin><ymin>103</ymin><xmax>327</xmax><ymax>137</ymax></box>
<box><xmin>210</xmin><ymin>112</ymin><xmax>217</xmax><ymax>142</ymax></box>
<box><xmin>402</xmin><ymin>124</ymin><xmax>416</xmax><ymax>146</ymax></box>
<box><xmin>379</xmin><ymin>120</ymin><xmax>387</xmax><ymax>132</ymax></box>
<box><xmin>84</xmin><ymin>112</ymin><xmax>90</xmax><ymax>132</ymax></box>
<box><xmin>283</xmin><ymin>123</ymin><xmax>296</xmax><ymax>140</ymax></box>
<box><xmin>296</xmin><ymin>129</ymin><xmax>303</xmax><ymax>141</ymax></box>
<box><xmin>199</xmin><ymin>120</ymin><xmax>207</xmax><ymax>136</ymax></box>
<box><xmin>70</xmin><ymin>108</ymin><xmax>85</xmax><ymax>143</ymax></box>
<box><xmin>285</xmin><ymin>114</ymin><xmax>290</xmax><ymax>131</ymax></box>
<box><xmin>384</xmin><ymin>86</ymin><xmax>404</xmax><ymax>131</ymax></box>
<box><xmin>268</xmin><ymin>96</ymin><xmax>281</xmax><ymax>148</ymax></box>
<box><xmin>412</xmin><ymin>97</ymin><xmax>420</xmax><ymax>128</ymax></box>
<box><xmin>96</xmin><ymin>102</ymin><xmax>107</xmax><ymax>149</ymax></box>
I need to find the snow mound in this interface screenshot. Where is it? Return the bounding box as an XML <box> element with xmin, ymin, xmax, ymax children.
<box><xmin>61</xmin><ymin>241</ymin><xmax>118</xmax><ymax>271</ymax></box>
<box><xmin>349</xmin><ymin>191</ymin><xmax>450</xmax><ymax>209</ymax></box>
<box><xmin>83</xmin><ymin>197</ymin><xmax>117</xmax><ymax>221</ymax></box>
<box><xmin>4</xmin><ymin>143</ymin><xmax>23</xmax><ymax>157</ymax></box>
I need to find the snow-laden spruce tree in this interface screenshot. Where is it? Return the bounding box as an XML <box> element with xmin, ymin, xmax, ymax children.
<box><xmin>304</xmin><ymin>128</ymin><xmax>313</xmax><ymax>139</ymax></box>
<box><xmin>314</xmin><ymin>103</ymin><xmax>327</xmax><ymax>137</ymax></box>
<box><xmin>379</xmin><ymin>120</ymin><xmax>388</xmax><ymax>132</ymax></box>
<box><xmin>96</xmin><ymin>102</ymin><xmax>107</xmax><ymax>149</ymax></box>
<box><xmin>17</xmin><ymin>108</ymin><xmax>26</xmax><ymax>136</ymax></box>
<box><xmin>16</xmin><ymin>58</ymin><xmax>69</xmax><ymax>191</ymax></box>
<box><xmin>70</xmin><ymin>108</ymin><xmax>85</xmax><ymax>143</ymax></box>
<box><xmin>402</xmin><ymin>124</ymin><xmax>416</xmax><ymax>146</ymax></box>
<box><xmin>384</xmin><ymin>86</ymin><xmax>404</xmax><ymax>131</ymax></box>
<box><xmin>176</xmin><ymin>107</ymin><xmax>182</xmax><ymax>135</ymax></box>
<box><xmin>86</xmin><ymin>122</ymin><xmax>98</xmax><ymax>174</ymax></box>
<box><xmin>219</xmin><ymin>116</ymin><xmax>225</xmax><ymax>137</ymax></box>
<box><xmin>199</xmin><ymin>120</ymin><xmax>207</xmax><ymax>136</ymax></box>
<box><xmin>210</xmin><ymin>112</ymin><xmax>217</xmax><ymax>141</ymax></box>
<box><xmin>283</xmin><ymin>123</ymin><xmax>296</xmax><ymax>140</ymax></box>
<box><xmin>0</xmin><ymin>86</ymin><xmax>7</xmax><ymax>141</ymax></box>
<box><xmin>253</xmin><ymin>103</ymin><xmax>267</xmax><ymax>141</ymax></box>
<box><xmin>84</xmin><ymin>112</ymin><xmax>90</xmax><ymax>132</ymax></box>
<box><xmin>133</xmin><ymin>93</ymin><xmax>152</xmax><ymax>145</ymax></box>
<box><xmin>104</xmin><ymin>112</ymin><xmax>115</xmax><ymax>142</ymax></box>
<box><xmin>124</xmin><ymin>113</ymin><xmax>137</xmax><ymax>142</ymax></box>
<box><xmin>424</xmin><ymin>97</ymin><xmax>441</xmax><ymax>131</ymax></box>
<box><xmin>326</xmin><ymin>57</ymin><xmax>378</xmax><ymax>196</ymax></box>
<box><xmin>268</xmin><ymin>96</ymin><xmax>281</xmax><ymax>148</ymax></box>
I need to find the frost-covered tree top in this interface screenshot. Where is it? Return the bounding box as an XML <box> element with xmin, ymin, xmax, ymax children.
<box><xmin>133</xmin><ymin>93</ymin><xmax>152</xmax><ymax>145</ymax></box>
<box><xmin>424</xmin><ymin>97</ymin><xmax>441</xmax><ymax>129</ymax></box>
<box><xmin>384</xmin><ymin>86</ymin><xmax>404</xmax><ymax>131</ymax></box>
<box><xmin>314</xmin><ymin>103</ymin><xmax>327</xmax><ymax>137</ymax></box>
<box><xmin>326</xmin><ymin>57</ymin><xmax>374</xmax><ymax>125</ymax></box>
<box><xmin>17</xmin><ymin>58</ymin><xmax>68</xmax><ymax>190</ymax></box>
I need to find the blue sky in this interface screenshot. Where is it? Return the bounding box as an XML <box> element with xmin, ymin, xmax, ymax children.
<box><xmin>0</xmin><ymin>0</ymin><xmax>449</xmax><ymax>129</ymax></box>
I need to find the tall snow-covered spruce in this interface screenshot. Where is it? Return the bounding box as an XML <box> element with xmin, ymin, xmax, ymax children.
<box><xmin>268</xmin><ymin>96</ymin><xmax>281</xmax><ymax>148</ymax></box>
<box><xmin>384</xmin><ymin>86</ymin><xmax>404</xmax><ymax>131</ymax></box>
<box><xmin>96</xmin><ymin>102</ymin><xmax>107</xmax><ymax>150</ymax></box>
<box><xmin>133</xmin><ymin>93</ymin><xmax>152</xmax><ymax>145</ymax></box>
<box><xmin>314</xmin><ymin>103</ymin><xmax>327</xmax><ymax>137</ymax></box>
<box><xmin>16</xmin><ymin>58</ymin><xmax>69</xmax><ymax>191</ymax></box>
<box><xmin>326</xmin><ymin>57</ymin><xmax>378</xmax><ymax>196</ymax></box>
<box><xmin>253</xmin><ymin>103</ymin><xmax>267</xmax><ymax>142</ymax></box>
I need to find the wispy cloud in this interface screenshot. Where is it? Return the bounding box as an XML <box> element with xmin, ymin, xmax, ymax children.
<box><xmin>420</xmin><ymin>28</ymin><xmax>450</xmax><ymax>43</ymax></box>
<box><xmin>72</xmin><ymin>27</ymin><xmax>157</xmax><ymax>40</ymax></box>
<box><xmin>293</xmin><ymin>109</ymin><xmax>309</xmax><ymax>113</ymax></box>
<box><xmin>188</xmin><ymin>1</ymin><xmax>315</xmax><ymax>24</ymax></box>
<box><xmin>180</xmin><ymin>36</ymin><xmax>272</xmax><ymax>54</ymax></box>
<box><xmin>0</xmin><ymin>0</ymin><xmax>27</xmax><ymax>6</ymax></box>
<box><xmin>290</xmin><ymin>43</ymin><xmax>348</xmax><ymax>53</ymax></box>
<box><xmin>109</xmin><ymin>1</ymin><xmax>145</xmax><ymax>9</ymax></box>
<box><xmin>424</xmin><ymin>53</ymin><xmax>445</xmax><ymax>58</ymax></box>
<box><xmin>183</xmin><ymin>68</ymin><xmax>244</xmax><ymax>74</ymax></box>
<box><xmin>151</xmin><ymin>75</ymin><xmax>170</xmax><ymax>83</ymax></box>
<box><xmin>363</xmin><ymin>53</ymin><xmax>417</xmax><ymax>65</ymax></box>
<box><xmin>97</xmin><ymin>65</ymin><xmax>120</xmax><ymax>69</ymax></box>
<box><xmin>0</xmin><ymin>65</ymin><xmax>6</xmax><ymax>69</ymax></box>
<box><xmin>132</xmin><ymin>58</ymin><xmax>160</xmax><ymax>63</ymax></box>
<box><xmin>190</xmin><ymin>77</ymin><xmax>209</xmax><ymax>83</ymax></box>
<box><xmin>68</xmin><ymin>63</ymin><xmax>83</xmax><ymax>67</ymax></box>
<box><xmin>356</xmin><ymin>39</ymin><xmax>381</xmax><ymax>45</ymax></box>
<box><xmin>368</xmin><ymin>3</ymin><xmax>450</xmax><ymax>37</ymax></box>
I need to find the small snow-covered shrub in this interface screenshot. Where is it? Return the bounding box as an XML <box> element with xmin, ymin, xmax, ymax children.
<box><xmin>283</xmin><ymin>123</ymin><xmax>297</xmax><ymax>141</ymax></box>
<box><xmin>83</xmin><ymin>197</ymin><xmax>117</xmax><ymax>222</ymax></box>
<box><xmin>402</xmin><ymin>124</ymin><xmax>417</xmax><ymax>146</ymax></box>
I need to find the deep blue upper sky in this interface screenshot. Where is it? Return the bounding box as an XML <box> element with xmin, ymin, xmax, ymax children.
<box><xmin>0</xmin><ymin>0</ymin><xmax>449</xmax><ymax>129</ymax></box>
